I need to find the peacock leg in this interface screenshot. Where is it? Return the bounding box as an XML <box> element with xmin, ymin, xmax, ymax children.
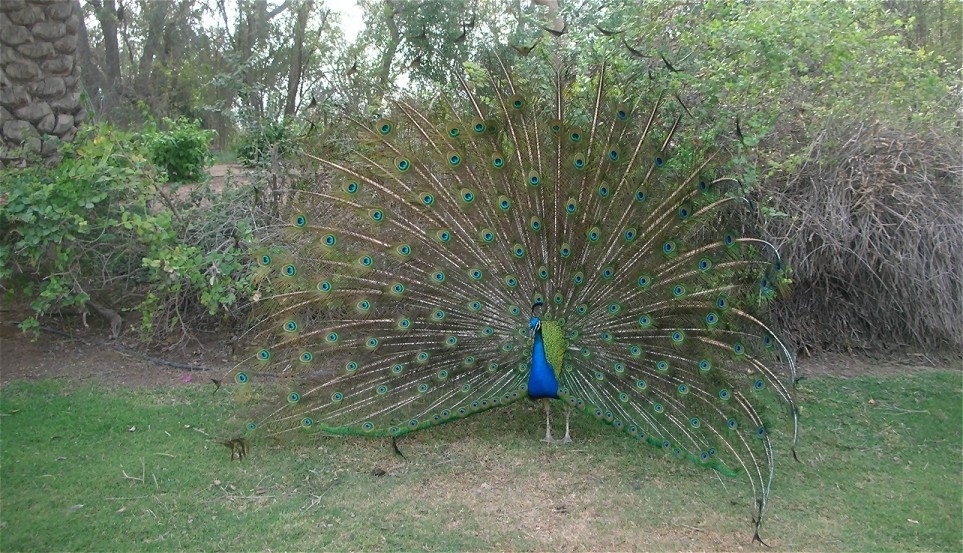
<box><xmin>541</xmin><ymin>399</ymin><xmax>554</xmax><ymax>443</ymax></box>
<box><xmin>562</xmin><ymin>405</ymin><xmax>572</xmax><ymax>444</ymax></box>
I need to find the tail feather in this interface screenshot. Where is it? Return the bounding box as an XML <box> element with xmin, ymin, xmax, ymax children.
<box><xmin>227</xmin><ymin>50</ymin><xmax>797</xmax><ymax>537</ymax></box>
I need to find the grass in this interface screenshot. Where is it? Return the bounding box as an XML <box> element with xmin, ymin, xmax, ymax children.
<box><xmin>0</xmin><ymin>371</ymin><xmax>960</xmax><ymax>552</ymax></box>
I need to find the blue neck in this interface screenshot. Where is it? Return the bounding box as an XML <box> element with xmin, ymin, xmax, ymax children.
<box><xmin>527</xmin><ymin>327</ymin><xmax>560</xmax><ymax>399</ymax></box>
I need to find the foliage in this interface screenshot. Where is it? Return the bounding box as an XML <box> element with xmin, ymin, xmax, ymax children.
<box><xmin>63</xmin><ymin>0</ymin><xmax>962</xmax><ymax>351</ymax></box>
<box><xmin>502</xmin><ymin>0</ymin><xmax>963</xmax><ymax>352</ymax></box>
<box><xmin>1</xmin><ymin>370</ymin><xmax>960</xmax><ymax>550</ymax></box>
<box><xmin>76</xmin><ymin>0</ymin><xmax>960</xmax><ymax>144</ymax></box>
<box><xmin>81</xmin><ymin>0</ymin><xmax>346</xmax><ymax>140</ymax></box>
<box><xmin>233</xmin><ymin>119</ymin><xmax>294</xmax><ymax>168</ymax></box>
<box><xmin>0</xmin><ymin>124</ymin><xmax>255</xmax><ymax>343</ymax></box>
<box><xmin>143</xmin><ymin>117</ymin><xmax>216</xmax><ymax>183</ymax></box>
<box><xmin>658</xmin><ymin>0</ymin><xmax>963</xmax><ymax>352</ymax></box>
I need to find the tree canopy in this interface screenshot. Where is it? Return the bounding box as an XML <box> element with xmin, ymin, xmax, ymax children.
<box><xmin>75</xmin><ymin>0</ymin><xmax>960</xmax><ymax>141</ymax></box>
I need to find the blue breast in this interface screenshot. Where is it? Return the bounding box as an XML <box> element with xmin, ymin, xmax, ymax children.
<box><xmin>527</xmin><ymin>326</ymin><xmax>560</xmax><ymax>399</ymax></box>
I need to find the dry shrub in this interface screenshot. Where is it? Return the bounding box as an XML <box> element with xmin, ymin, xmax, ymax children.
<box><xmin>765</xmin><ymin>121</ymin><xmax>963</xmax><ymax>353</ymax></box>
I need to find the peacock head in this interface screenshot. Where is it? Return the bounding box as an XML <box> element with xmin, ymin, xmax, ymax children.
<box><xmin>529</xmin><ymin>300</ymin><xmax>546</xmax><ymax>337</ymax></box>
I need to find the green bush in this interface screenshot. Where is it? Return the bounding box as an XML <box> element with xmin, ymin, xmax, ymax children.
<box><xmin>0</xmin><ymin>124</ymin><xmax>254</xmax><ymax>342</ymax></box>
<box><xmin>144</xmin><ymin>117</ymin><xmax>215</xmax><ymax>182</ymax></box>
<box><xmin>233</xmin><ymin>120</ymin><xmax>292</xmax><ymax>168</ymax></box>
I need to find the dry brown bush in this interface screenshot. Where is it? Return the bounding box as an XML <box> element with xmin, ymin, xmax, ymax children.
<box><xmin>765</xmin><ymin>121</ymin><xmax>963</xmax><ymax>353</ymax></box>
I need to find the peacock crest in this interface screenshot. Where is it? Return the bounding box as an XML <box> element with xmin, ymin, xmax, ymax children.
<box><xmin>227</xmin><ymin>49</ymin><xmax>798</xmax><ymax>542</ymax></box>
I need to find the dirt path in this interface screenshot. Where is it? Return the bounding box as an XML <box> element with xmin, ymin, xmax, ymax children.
<box><xmin>0</xmin><ymin>312</ymin><xmax>234</xmax><ymax>388</ymax></box>
<box><xmin>208</xmin><ymin>163</ymin><xmax>252</xmax><ymax>193</ymax></box>
<box><xmin>1</xmin><ymin>307</ymin><xmax>956</xmax><ymax>389</ymax></box>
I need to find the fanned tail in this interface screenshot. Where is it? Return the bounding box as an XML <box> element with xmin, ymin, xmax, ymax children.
<box><xmin>226</xmin><ymin>50</ymin><xmax>797</xmax><ymax>538</ymax></box>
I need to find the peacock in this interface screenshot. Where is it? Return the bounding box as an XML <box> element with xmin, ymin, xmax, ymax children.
<box><xmin>227</xmin><ymin>49</ymin><xmax>799</xmax><ymax>543</ymax></box>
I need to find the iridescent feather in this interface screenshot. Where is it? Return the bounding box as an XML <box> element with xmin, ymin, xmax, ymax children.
<box><xmin>228</xmin><ymin>52</ymin><xmax>798</xmax><ymax>542</ymax></box>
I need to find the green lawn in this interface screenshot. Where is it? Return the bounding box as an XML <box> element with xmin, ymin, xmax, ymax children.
<box><xmin>1</xmin><ymin>371</ymin><xmax>960</xmax><ymax>552</ymax></box>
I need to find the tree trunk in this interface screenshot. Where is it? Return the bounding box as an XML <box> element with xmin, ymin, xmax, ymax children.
<box><xmin>90</xmin><ymin>0</ymin><xmax>122</xmax><ymax>109</ymax></box>
<box><xmin>73</xmin><ymin>0</ymin><xmax>107</xmax><ymax>112</ymax></box>
<box><xmin>136</xmin><ymin>0</ymin><xmax>167</xmax><ymax>99</ymax></box>
<box><xmin>0</xmin><ymin>0</ymin><xmax>86</xmax><ymax>165</ymax></box>
<box><xmin>371</xmin><ymin>0</ymin><xmax>402</xmax><ymax>106</ymax></box>
<box><xmin>284</xmin><ymin>0</ymin><xmax>313</xmax><ymax>117</ymax></box>
<box><xmin>228</xmin><ymin>0</ymin><xmax>289</xmax><ymax>118</ymax></box>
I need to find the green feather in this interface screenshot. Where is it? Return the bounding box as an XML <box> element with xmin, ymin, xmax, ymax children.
<box><xmin>539</xmin><ymin>319</ymin><xmax>567</xmax><ymax>375</ymax></box>
<box><xmin>226</xmin><ymin>50</ymin><xmax>799</xmax><ymax>542</ymax></box>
